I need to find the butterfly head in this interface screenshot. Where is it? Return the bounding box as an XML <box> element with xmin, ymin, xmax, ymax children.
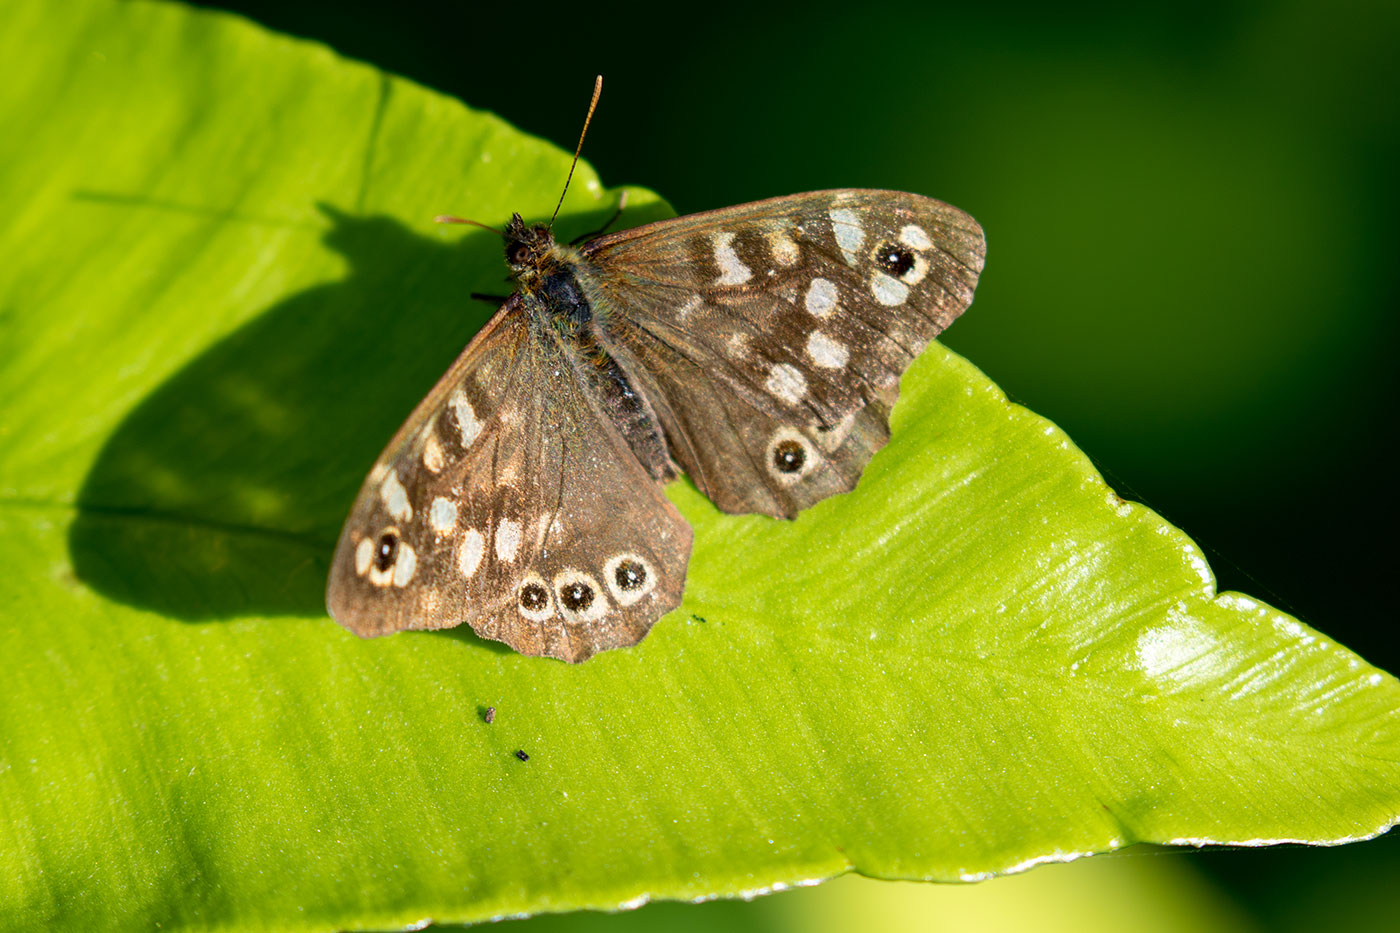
<box><xmin>503</xmin><ymin>213</ymin><xmax>561</xmax><ymax>282</ymax></box>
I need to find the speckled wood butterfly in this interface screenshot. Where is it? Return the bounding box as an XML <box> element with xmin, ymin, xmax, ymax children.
<box><xmin>326</xmin><ymin>79</ymin><xmax>985</xmax><ymax>661</ymax></box>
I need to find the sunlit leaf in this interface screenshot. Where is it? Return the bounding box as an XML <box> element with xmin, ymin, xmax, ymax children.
<box><xmin>1</xmin><ymin>2</ymin><xmax>1395</xmax><ymax>930</ymax></box>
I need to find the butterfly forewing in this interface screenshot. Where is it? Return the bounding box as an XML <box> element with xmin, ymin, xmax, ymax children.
<box><xmin>326</xmin><ymin>299</ymin><xmax>692</xmax><ymax>662</ymax></box>
<box><xmin>581</xmin><ymin>190</ymin><xmax>986</xmax><ymax>518</ymax></box>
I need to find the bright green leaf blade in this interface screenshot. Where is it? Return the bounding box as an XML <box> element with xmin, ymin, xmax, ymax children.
<box><xmin>1</xmin><ymin>3</ymin><xmax>1396</xmax><ymax>932</ymax></box>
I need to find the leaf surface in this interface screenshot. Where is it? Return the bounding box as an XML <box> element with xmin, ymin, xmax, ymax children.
<box><xmin>0</xmin><ymin>2</ymin><xmax>1395</xmax><ymax>930</ymax></box>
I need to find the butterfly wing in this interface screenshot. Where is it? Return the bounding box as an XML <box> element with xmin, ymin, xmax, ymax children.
<box><xmin>581</xmin><ymin>189</ymin><xmax>986</xmax><ymax>518</ymax></box>
<box><xmin>326</xmin><ymin>298</ymin><xmax>692</xmax><ymax>662</ymax></box>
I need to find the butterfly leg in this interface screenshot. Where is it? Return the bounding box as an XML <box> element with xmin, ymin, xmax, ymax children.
<box><xmin>470</xmin><ymin>292</ymin><xmax>511</xmax><ymax>304</ymax></box>
<box><xmin>569</xmin><ymin>191</ymin><xmax>630</xmax><ymax>245</ymax></box>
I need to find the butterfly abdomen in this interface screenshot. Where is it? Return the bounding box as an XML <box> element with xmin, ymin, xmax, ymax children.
<box><xmin>518</xmin><ymin>241</ymin><xmax>675</xmax><ymax>482</ymax></box>
<box><xmin>576</xmin><ymin>345</ymin><xmax>673</xmax><ymax>483</ymax></box>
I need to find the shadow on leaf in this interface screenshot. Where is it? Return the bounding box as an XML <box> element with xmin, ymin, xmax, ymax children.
<box><xmin>68</xmin><ymin>198</ymin><xmax>654</xmax><ymax>622</ymax></box>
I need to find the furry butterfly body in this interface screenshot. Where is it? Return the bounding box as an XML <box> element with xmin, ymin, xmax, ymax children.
<box><xmin>327</xmin><ymin>189</ymin><xmax>985</xmax><ymax>661</ymax></box>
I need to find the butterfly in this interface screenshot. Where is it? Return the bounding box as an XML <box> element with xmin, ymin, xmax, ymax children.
<box><xmin>326</xmin><ymin>80</ymin><xmax>986</xmax><ymax>662</ymax></box>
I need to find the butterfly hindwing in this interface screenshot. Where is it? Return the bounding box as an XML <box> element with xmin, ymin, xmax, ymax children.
<box><xmin>582</xmin><ymin>189</ymin><xmax>986</xmax><ymax>518</ymax></box>
<box><xmin>326</xmin><ymin>298</ymin><xmax>692</xmax><ymax>662</ymax></box>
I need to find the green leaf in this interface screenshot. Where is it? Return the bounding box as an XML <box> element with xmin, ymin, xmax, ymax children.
<box><xmin>1</xmin><ymin>2</ymin><xmax>1395</xmax><ymax>931</ymax></box>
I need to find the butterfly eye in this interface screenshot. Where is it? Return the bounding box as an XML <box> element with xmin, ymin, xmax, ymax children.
<box><xmin>507</xmin><ymin>242</ymin><xmax>531</xmax><ymax>265</ymax></box>
<box><xmin>519</xmin><ymin>582</ymin><xmax>550</xmax><ymax>611</ymax></box>
<box><xmin>560</xmin><ymin>581</ymin><xmax>595</xmax><ymax>612</ymax></box>
<box><xmin>874</xmin><ymin>242</ymin><xmax>915</xmax><ymax>277</ymax></box>
<box><xmin>772</xmin><ymin>439</ymin><xmax>807</xmax><ymax>474</ymax></box>
<box><xmin>373</xmin><ymin>532</ymin><xmax>400</xmax><ymax>572</ymax></box>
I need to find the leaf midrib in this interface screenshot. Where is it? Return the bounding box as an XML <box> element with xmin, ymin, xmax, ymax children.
<box><xmin>0</xmin><ymin>494</ymin><xmax>331</xmax><ymax>552</ymax></box>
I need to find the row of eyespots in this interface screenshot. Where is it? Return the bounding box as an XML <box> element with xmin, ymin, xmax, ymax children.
<box><xmin>516</xmin><ymin>553</ymin><xmax>656</xmax><ymax>625</ymax></box>
<box><xmin>353</xmin><ymin>516</ymin><xmax>657</xmax><ymax>627</ymax></box>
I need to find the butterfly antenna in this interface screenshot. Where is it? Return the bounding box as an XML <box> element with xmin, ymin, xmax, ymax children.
<box><xmin>549</xmin><ymin>75</ymin><xmax>603</xmax><ymax>231</ymax></box>
<box><xmin>435</xmin><ymin>215</ymin><xmax>505</xmax><ymax>236</ymax></box>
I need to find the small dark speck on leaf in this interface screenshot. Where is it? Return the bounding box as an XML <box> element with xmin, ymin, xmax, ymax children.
<box><xmin>515</xmin><ymin>750</ymin><xmax>530</xmax><ymax>761</ymax></box>
<box><xmin>690</xmin><ymin>614</ymin><xmax>707</xmax><ymax>624</ymax></box>
<box><xmin>484</xmin><ymin>706</ymin><xmax>496</xmax><ymax>724</ymax></box>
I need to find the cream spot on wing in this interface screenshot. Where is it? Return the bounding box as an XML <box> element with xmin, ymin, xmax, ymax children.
<box><xmin>355</xmin><ymin>537</ymin><xmax>374</xmax><ymax>576</ymax></box>
<box><xmin>677</xmin><ymin>294</ymin><xmax>704</xmax><ymax>320</ymax></box>
<box><xmin>815</xmin><ymin>410</ymin><xmax>859</xmax><ymax>452</ymax></box>
<box><xmin>472</xmin><ymin>361</ymin><xmax>498</xmax><ymax>392</ymax></box>
<box><xmin>804</xmin><ymin>277</ymin><xmax>838</xmax><ymax>318</ymax></box>
<box><xmin>449</xmin><ymin>389</ymin><xmax>482</xmax><ymax>448</ymax></box>
<box><xmin>554</xmin><ymin>568</ymin><xmax>609</xmax><ymax>625</ymax></box>
<box><xmin>369</xmin><ymin>463</ymin><xmax>388</xmax><ymax>484</ymax></box>
<box><xmin>368</xmin><ymin>563</ymin><xmax>394</xmax><ymax>587</ymax></box>
<box><xmin>828</xmin><ymin>207</ymin><xmax>865</xmax><ymax>264</ymax></box>
<box><xmin>604</xmin><ymin>553</ymin><xmax>657</xmax><ymax>607</ymax></box>
<box><xmin>422</xmin><ymin>431</ymin><xmax>445</xmax><ymax>473</ymax></box>
<box><xmin>899</xmin><ymin>223</ymin><xmax>933</xmax><ymax>250</ymax></box>
<box><xmin>457</xmin><ymin>528</ymin><xmax>485</xmax><ymax>579</ymax></box>
<box><xmin>871</xmin><ymin>270</ymin><xmax>910</xmax><ymax>306</ymax></box>
<box><xmin>392</xmin><ymin>543</ymin><xmax>417</xmax><ymax>587</ymax></box>
<box><xmin>765</xmin><ymin>362</ymin><xmax>807</xmax><ymax>405</ymax></box>
<box><xmin>726</xmin><ymin>331</ymin><xmax>751</xmax><ymax>360</ymax></box>
<box><xmin>380</xmin><ymin>471</ymin><xmax>412</xmax><ymax>521</ymax></box>
<box><xmin>806</xmin><ymin>330</ymin><xmax>849</xmax><ymax>369</ymax></box>
<box><xmin>712</xmin><ymin>231</ymin><xmax>752</xmax><ymax>286</ymax></box>
<box><xmin>766</xmin><ymin>229</ymin><xmax>800</xmax><ymax>267</ymax></box>
<box><xmin>494</xmin><ymin>518</ymin><xmax>522</xmax><ymax>562</ymax></box>
<box><xmin>429</xmin><ymin>497</ymin><xmax>458</xmax><ymax>535</ymax></box>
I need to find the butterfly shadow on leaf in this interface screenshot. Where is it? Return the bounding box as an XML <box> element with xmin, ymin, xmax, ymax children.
<box><xmin>67</xmin><ymin>198</ymin><xmax>656</xmax><ymax>624</ymax></box>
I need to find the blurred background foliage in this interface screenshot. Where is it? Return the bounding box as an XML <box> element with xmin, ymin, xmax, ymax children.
<box><xmin>189</xmin><ymin>1</ymin><xmax>1398</xmax><ymax>929</ymax></box>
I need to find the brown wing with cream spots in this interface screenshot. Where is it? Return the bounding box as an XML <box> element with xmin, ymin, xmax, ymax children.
<box><xmin>326</xmin><ymin>297</ymin><xmax>692</xmax><ymax>662</ymax></box>
<box><xmin>582</xmin><ymin>190</ymin><xmax>985</xmax><ymax>518</ymax></box>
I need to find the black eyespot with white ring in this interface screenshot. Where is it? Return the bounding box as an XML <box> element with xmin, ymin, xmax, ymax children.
<box><xmin>873</xmin><ymin>241</ymin><xmax>915</xmax><ymax>277</ymax></box>
<box><xmin>373</xmin><ymin>532</ymin><xmax>399</xmax><ymax>572</ymax></box>
<box><xmin>772</xmin><ymin>439</ymin><xmax>805</xmax><ymax>474</ymax></box>
<box><xmin>517</xmin><ymin>574</ymin><xmax>554</xmax><ymax>622</ymax></box>
<box><xmin>554</xmin><ymin>569</ymin><xmax>609</xmax><ymax>624</ymax></box>
<box><xmin>357</xmin><ymin>526</ymin><xmax>416</xmax><ymax>587</ymax></box>
<box><xmin>766</xmin><ymin>427</ymin><xmax>819</xmax><ymax>485</ymax></box>
<box><xmin>604</xmin><ymin>553</ymin><xmax>657</xmax><ymax>607</ymax></box>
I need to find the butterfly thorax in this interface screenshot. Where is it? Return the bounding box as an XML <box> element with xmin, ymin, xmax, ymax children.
<box><xmin>503</xmin><ymin>214</ymin><xmax>593</xmax><ymax>330</ymax></box>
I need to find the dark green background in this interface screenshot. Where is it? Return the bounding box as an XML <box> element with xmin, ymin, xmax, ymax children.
<box><xmin>189</xmin><ymin>0</ymin><xmax>1399</xmax><ymax>927</ymax></box>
